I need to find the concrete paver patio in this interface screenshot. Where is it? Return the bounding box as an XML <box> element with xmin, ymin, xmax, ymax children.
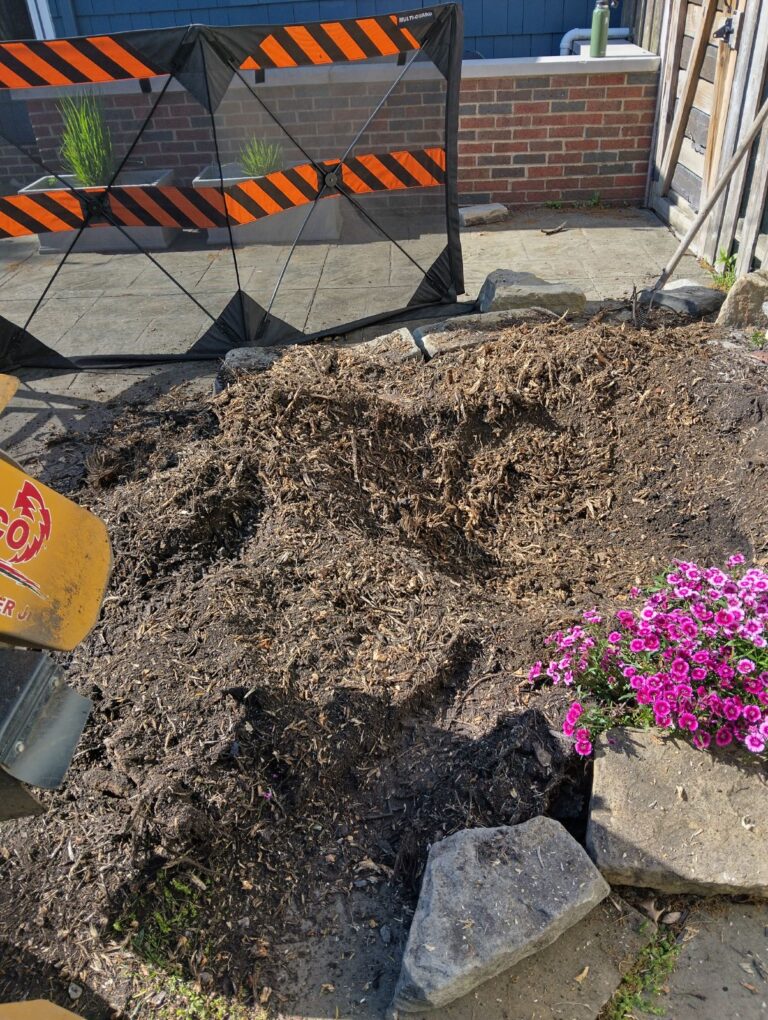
<box><xmin>0</xmin><ymin>205</ymin><xmax>714</xmax><ymax>461</ymax></box>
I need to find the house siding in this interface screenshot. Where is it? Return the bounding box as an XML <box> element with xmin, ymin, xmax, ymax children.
<box><xmin>46</xmin><ymin>1</ymin><xmax>624</xmax><ymax>59</ymax></box>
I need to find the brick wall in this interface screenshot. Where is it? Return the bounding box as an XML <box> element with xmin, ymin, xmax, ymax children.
<box><xmin>0</xmin><ymin>65</ymin><xmax>658</xmax><ymax>210</ymax></box>
<box><xmin>458</xmin><ymin>70</ymin><xmax>658</xmax><ymax>206</ymax></box>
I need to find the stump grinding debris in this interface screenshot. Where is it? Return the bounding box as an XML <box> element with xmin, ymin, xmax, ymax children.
<box><xmin>1</xmin><ymin>316</ymin><xmax>767</xmax><ymax>1016</ymax></box>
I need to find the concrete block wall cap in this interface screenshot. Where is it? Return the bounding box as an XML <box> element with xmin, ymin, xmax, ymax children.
<box><xmin>459</xmin><ymin>204</ymin><xmax>509</xmax><ymax>228</ymax></box>
<box><xmin>462</xmin><ymin>49</ymin><xmax>660</xmax><ymax>79</ymax></box>
<box><xmin>391</xmin><ymin>817</ymin><xmax>609</xmax><ymax>1013</ymax></box>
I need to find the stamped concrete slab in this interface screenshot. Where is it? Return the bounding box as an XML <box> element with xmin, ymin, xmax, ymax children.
<box><xmin>587</xmin><ymin>729</ymin><xmax>768</xmax><ymax>896</ymax></box>
<box><xmin>477</xmin><ymin>270</ymin><xmax>586</xmax><ymax>316</ymax></box>
<box><xmin>399</xmin><ymin>896</ymin><xmax>654</xmax><ymax>1020</ymax></box>
<box><xmin>640</xmin><ymin>902</ymin><xmax>768</xmax><ymax>1019</ymax></box>
<box><xmin>392</xmin><ymin>817</ymin><xmax>610</xmax><ymax>1013</ymax></box>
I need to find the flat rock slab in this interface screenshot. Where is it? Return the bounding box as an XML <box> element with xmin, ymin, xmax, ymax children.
<box><xmin>477</xmin><ymin>270</ymin><xmax>586</xmax><ymax>316</ymax></box>
<box><xmin>460</xmin><ymin>204</ymin><xmax>509</xmax><ymax>227</ymax></box>
<box><xmin>343</xmin><ymin>327</ymin><xmax>421</xmax><ymax>362</ymax></box>
<box><xmin>641</xmin><ymin>903</ymin><xmax>768</xmax><ymax>1019</ymax></box>
<box><xmin>638</xmin><ymin>279</ymin><xmax>726</xmax><ymax>316</ymax></box>
<box><xmin>396</xmin><ymin>896</ymin><xmax>654</xmax><ymax>1020</ymax></box>
<box><xmin>413</xmin><ymin>308</ymin><xmax>557</xmax><ymax>360</ymax></box>
<box><xmin>587</xmin><ymin>729</ymin><xmax>768</xmax><ymax>896</ymax></box>
<box><xmin>391</xmin><ymin>817</ymin><xmax>610</xmax><ymax>1013</ymax></box>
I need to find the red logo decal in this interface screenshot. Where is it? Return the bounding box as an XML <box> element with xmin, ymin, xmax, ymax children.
<box><xmin>0</xmin><ymin>481</ymin><xmax>52</xmax><ymax>596</ymax></box>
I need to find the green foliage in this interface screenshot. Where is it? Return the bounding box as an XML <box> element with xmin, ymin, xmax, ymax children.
<box><xmin>604</xmin><ymin>931</ymin><xmax>682</xmax><ymax>1019</ymax></box>
<box><xmin>588</xmin><ymin>191</ymin><xmax>602</xmax><ymax>207</ymax></box>
<box><xmin>113</xmin><ymin>874</ymin><xmax>204</xmax><ymax>973</ymax></box>
<box><xmin>749</xmin><ymin>329</ymin><xmax>766</xmax><ymax>349</ymax></box>
<box><xmin>239</xmin><ymin>138</ymin><xmax>284</xmax><ymax>177</ymax></box>
<box><xmin>545</xmin><ymin>200</ymin><xmax>564</xmax><ymax>210</ymax></box>
<box><xmin>711</xmin><ymin>248</ymin><xmax>737</xmax><ymax>291</ymax></box>
<box><xmin>58</xmin><ymin>93</ymin><xmax>115</xmax><ymax>187</ymax></box>
<box><xmin>134</xmin><ymin>969</ymin><xmax>263</xmax><ymax>1020</ymax></box>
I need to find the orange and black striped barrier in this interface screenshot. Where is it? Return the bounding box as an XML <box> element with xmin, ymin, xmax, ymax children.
<box><xmin>0</xmin><ymin>148</ymin><xmax>447</xmax><ymax>238</ymax></box>
<box><xmin>0</xmin><ymin>13</ymin><xmax>423</xmax><ymax>89</ymax></box>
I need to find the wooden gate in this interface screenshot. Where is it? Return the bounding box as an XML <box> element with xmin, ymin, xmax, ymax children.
<box><xmin>647</xmin><ymin>0</ymin><xmax>768</xmax><ymax>275</ymax></box>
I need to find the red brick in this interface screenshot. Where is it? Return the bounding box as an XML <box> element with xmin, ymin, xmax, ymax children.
<box><xmin>614</xmin><ymin>174</ymin><xmax>648</xmax><ymax>187</ymax></box>
<box><xmin>588</xmin><ymin>73</ymin><xmax>626</xmax><ymax>85</ymax></box>
<box><xmin>607</xmin><ymin>85</ymin><xmax>646</xmax><ymax>98</ymax></box>
<box><xmin>624</xmin><ymin>99</ymin><xmax>658</xmax><ymax>112</ymax></box>
<box><xmin>569</xmin><ymin>87</ymin><xmax>607</xmax><ymax>100</ymax></box>
<box><xmin>516</xmin><ymin>127</ymin><xmax>549</xmax><ymax>140</ymax></box>
<box><xmin>462</xmin><ymin>116</ymin><xmax>496</xmax><ymax>129</ymax></box>
<box><xmin>524</xmin><ymin>190</ymin><xmax>562</xmax><ymax>203</ymax></box>
<box><xmin>528</xmin><ymin>164</ymin><xmax>564</xmax><ymax>178</ymax></box>
<box><xmin>493</xmin><ymin>141</ymin><xmax>530</xmax><ymax>153</ymax></box>
<box><xmin>514</xmin><ymin>101</ymin><xmax>552</xmax><ymax>115</ymax></box>
<box><xmin>543</xmin><ymin>113</ymin><xmax>604</xmax><ymax>126</ymax></box>
<box><xmin>586</xmin><ymin>99</ymin><xmax>624</xmax><ymax>112</ymax></box>
<box><xmin>564</xmin><ymin>137</ymin><xmax>601</xmax><ymax>151</ymax></box>
<box><xmin>552</xmin><ymin>125</ymin><xmax>587</xmax><ymax>138</ymax></box>
<box><xmin>460</xmin><ymin>142</ymin><xmax>494</xmax><ymax>154</ymax></box>
<box><xmin>552</xmin><ymin>75</ymin><xmax>589</xmax><ymax>88</ymax></box>
<box><xmin>494</xmin><ymin>115</ymin><xmax>533</xmax><ymax>128</ymax></box>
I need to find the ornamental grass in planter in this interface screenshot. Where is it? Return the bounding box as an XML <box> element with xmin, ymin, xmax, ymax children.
<box><xmin>192</xmin><ymin>137</ymin><xmax>342</xmax><ymax>246</ymax></box>
<box><xmin>20</xmin><ymin>93</ymin><xmax>179</xmax><ymax>254</ymax></box>
<box><xmin>531</xmin><ymin>555</ymin><xmax>768</xmax><ymax>759</ymax></box>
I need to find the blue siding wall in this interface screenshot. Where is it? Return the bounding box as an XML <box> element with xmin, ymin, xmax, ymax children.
<box><xmin>48</xmin><ymin>1</ymin><xmax>624</xmax><ymax>59</ymax></box>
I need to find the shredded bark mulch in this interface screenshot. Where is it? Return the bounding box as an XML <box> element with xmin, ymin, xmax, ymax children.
<box><xmin>1</xmin><ymin>314</ymin><xmax>766</xmax><ymax>1017</ymax></box>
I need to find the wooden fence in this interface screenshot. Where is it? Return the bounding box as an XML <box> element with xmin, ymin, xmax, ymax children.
<box><xmin>644</xmin><ymin>0</ymin><xmax>768</xmax><ymax>275</ymax></box>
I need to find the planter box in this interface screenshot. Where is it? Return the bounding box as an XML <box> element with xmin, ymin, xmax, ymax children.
<box><xmin>19</xmin><ymin>169</ymin><xmax>180</xmax><ymax>254</ymax></box>
<box><xmin>193</xmin><ymin>163</ymin><xmax>342</xmax><ymax>246</ymax></box>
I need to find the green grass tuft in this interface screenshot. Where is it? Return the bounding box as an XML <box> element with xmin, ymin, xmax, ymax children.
<box><xmin>240</xmin><ymin>138</ymin><xmax>284</xmax><ymax>177</ymax></box>
<box><xmin>58</xmin><ymin>93</ymin><xmax>115</xmax><ymax>187</ymax></box>
<box><xmin>603</xmin><ymin>930</ymin><xmax>682</xmax><ymax>1019</ymax></box>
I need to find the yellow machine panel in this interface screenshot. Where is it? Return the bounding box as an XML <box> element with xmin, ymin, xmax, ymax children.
<box><xmin>0</xmin><ymin>460</ymin><xmax>111</xmax><ymax>651</ymax></box>
<box><xmin>0</xmin><ymin>1003</ymin><xmax>81</xmax><ymax>1019</ymax></box>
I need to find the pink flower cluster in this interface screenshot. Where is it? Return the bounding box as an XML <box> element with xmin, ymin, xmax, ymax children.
<box><xmin>529</xmin><ymin>555</ymin><xmax>768</xmax><ymax>758</ymax></box>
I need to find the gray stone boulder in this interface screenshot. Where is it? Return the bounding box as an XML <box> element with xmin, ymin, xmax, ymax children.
<box><xmin>221</xmin><ymin>346</ymin><xmax>282</xmax><ymax>376</ymax></box>
<box><xmin>391</xmin><ymin>817</ymin><xmax>610</xmax><ymax>1013</ymax></box>
<box><xmin>717</xmin><ymin>268</ymin><xmax>768</xmax><ymax>327</ymax></box>
<box><xmin>459</xmin><ymin>204</ymin><xmax>509</xmax><ymax>228</ymax></box>
<box><xmin>398</xmin><ymin>896</ymin><xmax>654</xmax><ymax>1020</ymax></box>
<box><xmin>477</xmin><ymin>270</ymin><xmax>586</xmax><ymax>316</ymax></box>
<box><xmin>587</xmin><ymin>728</ymin><xmax>768</xmax><ymax>896</ymax></box>
<box><xmin>638</xmin><ymin>278</ymin><xmax>726</xmax><ymax>316</ymax></box>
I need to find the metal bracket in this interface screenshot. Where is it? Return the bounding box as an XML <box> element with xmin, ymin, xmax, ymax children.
<box><xmin>714</xmin><ymin>14</ymin><xmax>741</xmax><ymax>50</ymax></box>
<box><xmin>0</xmin><ymin>649</ymin><xmax>91</xmax><ymax>789</ymax></box>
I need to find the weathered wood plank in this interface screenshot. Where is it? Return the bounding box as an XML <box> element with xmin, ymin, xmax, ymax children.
<box><xmin>660</xmin><ymin>0</ymin><xmax>719</xmax><ymax>194</ymax></box>
<box><xmin>671</xmin><ymin>161</ymin><xmax>704</xmax><ymax>211</ymax></box>
<box><xmin>711</xmin><ymin>0</ymin><xmax>768</xmax><ymax>261</ymax></box>
<box><xmin>703</xmin><ymin>25</ymin><xmax>738</xmax><ymax>199</ymax></box>
<box><xmin>736</xmin><ymin>119</ymin><xmax>768</xmax><ymax>275</ymax></box>
<box><xmin>681</xmin><ymin>36</ymin><xmax>720</xmax><ymax>83</ymax></box>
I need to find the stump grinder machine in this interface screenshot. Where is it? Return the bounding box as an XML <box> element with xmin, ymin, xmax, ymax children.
<box><xmin>0</xmin><ymin>375</ymin><xmax>111</xmax><ymax>824</ymax></box>
<box><xmin>0</xmin><ymin>375</ymin><xmax>111</xmax><ymax>1019</ymax></box>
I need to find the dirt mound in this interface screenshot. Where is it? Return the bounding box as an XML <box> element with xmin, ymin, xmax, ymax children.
<box><xmin>2</xmin><ymin>316</ymin><xmax>767</xmax><ymax>1016</ymax></box>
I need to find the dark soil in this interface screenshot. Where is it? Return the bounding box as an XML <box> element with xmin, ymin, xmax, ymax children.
<box><xmin>1</xmin><ymin>314</ymin><xmax>767</xmax><ymax>1018</ymax></box>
